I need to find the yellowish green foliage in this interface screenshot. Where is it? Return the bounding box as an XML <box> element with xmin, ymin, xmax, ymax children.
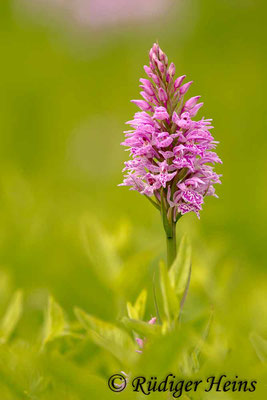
<box><xmin>0</xmin><ymin>290</ymin><xmax>23</xmax><ymax>344</ymax></box>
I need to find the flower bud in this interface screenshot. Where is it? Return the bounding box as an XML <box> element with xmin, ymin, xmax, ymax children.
<box><xmin>136</xmin><ymin>338</ymin><xmax>144</xmax><ymax>348</ymax></box>
<box><xmin>131</xmin><ymin>100</ymin><xmax>152</xmax><ymax>112</ymax></box>
<box><xmin>184</xmin><ymin>96</ymin><xmax>201</xmax><ymax>109</ymax></box>
<box><xmin>158</xmin><ymin>47</ymin><xmax>165</xmax><ymax>61</ymax></box>
<box><xmin>140</xmin><ymin>91</ymin><xmax>153</xmax><ymax>102</ymax></box>
<box><xmin>139</xmin><ymin>78</ymin><xmax>154</xmax><ymax>96</ymax></box>
<box><xmin>159</xmin><ymin>48</ymin><xmax>168</xmax><ymax>66</ymax></box>
<box><xmin>180</xmin><ymin>81</ymin><xmax>193</xmax><ymax>95</ymax></box>
<box><xmin>152</xmin><ymin>43</ymin><xmax>159</xmax><ymax>54</ymax></box>
<box><xmin>174</xmin><ymin>75</ymin><xmax>186</xmax><ymax>90</ymax></box>
<box><xmin>158</xmin><ymin>87</ymin><xmax>168</xmax><ymax>102</ymax></box>
<box><xmin>143</xmin><ymin>65</ymin><xmax>153</xmax><ymax>77</ymax></box>
<box><xmin>190</xmin><ymin>102</ymin><xmax>204</xmax><ymax>117</ymax></box>
<box><xmin>155</xmin><ymin>58</ymin><xmax>165</xmax><ymax>73</ymax></box>
<box><xmin>151</xmin><ymin>73</ymin><xmax>160</xmax><ymax>86</ymax></box>
<box><xmin>168</xmin><ymin>62</ymin><xmax>176</xmax><ymax>77</ymax></box>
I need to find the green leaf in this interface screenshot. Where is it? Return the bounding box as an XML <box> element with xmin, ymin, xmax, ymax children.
<box><xmin>126</xmin><ymin>302</ymin><xmax>137</xmax><ymax>320</ymax></box>
<box><xmin>136</xmin><ymin>326</ymin><xmax>194</xmax><ymax>376</ymax></box>
<box><xmin>80</xmin><ymin>215</ymin><xmax>122</xmax><ymax>287</ymax></box>
<box><xmin>179</xmin><ymin>263</ymin><xmax>191</xmax><ymax>316</ymax></box>
<box><xmin>127</xmin><ymin>289</ymin><xmax>147</xmax><ymax>320</ymax></box>
<box><xmin>190</xmin><ymin>310</ymin><xmax>213</xmax><ymax>373</ymax></box>
<box><xmin>110</xmin><ymin>219</ymin><xmax>132</xmax><ymax>251</ymax></box>
<box><xmin>134</xmin><ymin>289</ymin><xmax>147</xmax><ymax>319</ymax></box>
<box><xmin>250</xmin><ymin>332</ymin><xmax>267</xmax><ymax>363</ymax></box>
<box><xmin>169</xmin><ymin>236</ymin><xmax>192</xmax><ymax>298</ymax></box>
<box><xmin>74</xmin><ymin>308</ymin><xmax>136</xmax><ymax>365</ymax></box>
<box><xmin>0</xmin><ymin>290</ymin><xmax>23</xmax><ymax>344</ymax></box>
<box><xmin>42</xmin><ymin>354</ymin><xmax>109</xmax><ymax>400</ymax></box>
<box><xmin>122</xmin><ymin>317</ymin><xmax>161</xmax><ymax>337</ymax></box>
<box><xmin>153</xmin><ymin>272</ymin><xmax>161</xmax><ymax>324</ymax></box>
<box><xmin>159</xmin><ymin>261</ymin><xmax>180</xmax><ymax>326</ymax></box>
<box><xmin>42</xmin><ymin>296</ymin><xmax>68</xmax><ymax>348</ymax></box>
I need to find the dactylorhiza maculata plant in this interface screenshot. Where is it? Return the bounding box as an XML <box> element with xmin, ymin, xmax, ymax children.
<box><xmin>120</xmin><ymin>43</ymin><xmax>222</xmax><ymax>266</ymax></box>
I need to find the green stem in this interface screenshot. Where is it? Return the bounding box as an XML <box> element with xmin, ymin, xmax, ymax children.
<box><xmin>160</xmin><ymin>188</ymin><xmax>178</xmax><ymax>267</ymax></box>
<box><xmin>166</xmin><ymin>220</ymin><xmax>177</xmax><ymax>268</ymax></box>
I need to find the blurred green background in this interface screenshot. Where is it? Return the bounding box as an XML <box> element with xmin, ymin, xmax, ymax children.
<box><xmin>0</xmin><ymin>0</ymin><xmax>266</xmax><ymax>398</ymax></box>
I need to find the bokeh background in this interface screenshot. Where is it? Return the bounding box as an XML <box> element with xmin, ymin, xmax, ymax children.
<box><xmin>0</xmin><ymin>0</ymin><xmax>266</xmax><ymax>398</ymax></box>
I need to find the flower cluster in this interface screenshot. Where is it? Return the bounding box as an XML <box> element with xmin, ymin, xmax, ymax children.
<box><xmin>120</xmin><ymin>43</ymin><xmax>222</xmax><ymax>219</ymax></box>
